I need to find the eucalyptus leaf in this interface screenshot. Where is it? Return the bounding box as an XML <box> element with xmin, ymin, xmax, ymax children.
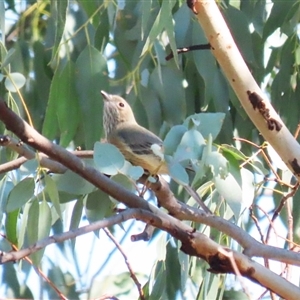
<box><xmin>53</xmin><ymin>170</ymin><xmax>95</xmax><ymax>195</ymax></box>
<box><xmin>163</xmin><ymin>125</ymin><xmax>187</xmax><ymax>155</ymax></box>
<box><xmin>2</xmin><ymin>48</ymin><xmax>16</xmax><ymax>68</ymax></box>
<box><xmin>203</xmin><ymin>151</ymin><xmax>229</xmax><ymax>179</ymax></box>
<box><xmin>84</xmin><ymin>189</ymin><xmax>113</xmax><ymax>224</ymax></box>
<box><xmin>45</xmin><ymin>175</ymin><xmax>62</xmax><ymax>219</ymax></box>
<box><xmin>174</xmin><ymin>128</ymin><xmax>205</xmax><ymax>162</ymax></box>
<box><xmin>214</xmin><ymin>173</ymin><xmax>242</xmax><ymax>220</ymax></box>
<box><xmin>120</xmin><ymin>161</ymin><xmax>144</xmax><ymax>180</ymax></box>
<box><xmin>5</xmin><ymin>72</ymin><xmax>26</xmax><ymax>92</ymax></box>
<box><xmin>184</xmin><ymin>113</ymin><xmax>225</xmax><ymax>140</ymax></box>
<box><xmin>94</xmin><ymin>142</ymin><xmax>125</xmax><ymax>175</ymax></box>
<box><xmin>168</xmin><ymin>161</ymin><xmax>189</xmax><ymax>186</ymax></box>
<box><xmin>6</xmin><ymin>178</ymin><xmax>35</xmax><ymax>212</ymax></box>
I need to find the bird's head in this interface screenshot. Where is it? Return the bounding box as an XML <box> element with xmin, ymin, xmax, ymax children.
<box><xmin>101</xmin><ymin>90</ymin><xmax>137</xmax><ymax>136</ymax></box>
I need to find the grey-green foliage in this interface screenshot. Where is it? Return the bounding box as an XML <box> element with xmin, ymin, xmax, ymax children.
<box><xmin>0</xmin><ymin>0</ymin><xmax>299</xmax><ymax>299</ymax></box>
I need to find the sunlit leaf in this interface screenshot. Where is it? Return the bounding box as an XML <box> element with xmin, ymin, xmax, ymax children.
<box><xmin>5</xmin><ymin>72</ymin><xmax>26</xmax><ymax>92</ymax></box>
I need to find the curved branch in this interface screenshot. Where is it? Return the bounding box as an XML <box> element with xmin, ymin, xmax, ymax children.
<box><xmin>191</xmin><ymin>1</ymin><xmax>300</xmax><ymax>181</ymax></box>
<box><xmin>1</xmin><ymin>208</ymin><xmax>299</xmax><ymax>300</ymax></box>
<box><xmin>148</xmin><ymin>177</ymin><xmax>300</xmax><ymax>266</ymax></box>
<box><xmin>1</xmin><ymin>101</ymin><xmax>300</xmax><ymax>298</ymax></box>
<box><xmin>0</xmin><ymin>134</ymin><xmax>93</xmax><ymax>174</ymax></box>
<box><xmin>1</xmin><ymin>101</ymin><xmax>300</xmax><ymax>266</ymax></box>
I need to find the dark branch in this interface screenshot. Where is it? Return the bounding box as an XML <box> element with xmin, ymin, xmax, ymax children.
<box><xmin>165</xmin><ymin>43</ymin><xmax>211</xmax><ymax>61</ymax></box>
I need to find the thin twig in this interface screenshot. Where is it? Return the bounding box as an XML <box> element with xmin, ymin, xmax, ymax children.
<box><xmin>0</xmin><ymin>233</ymin><xmax>67</xmax><ymax>300</ymax></box>
<box><xmin>266</xmin><ymin>185</ymin><xmax>299</xmax><ymax>244</ymax></box>
<box><xmin>103</xmin><ymin>228</ymin><xmax>145</xmax><ymax>300</ymax></box>
<box><xmin>165</xmin><ymin>43</ymin><xmax>211</xmax><ymax>60</ymax></box>
<box><xmin>286</xmin><ymin>190</ymin><xmax>295</xmax><ymax>282</ymax></box>
<box><xmin>249</xmin><ymin>205</ymin><xmax>265</xmax><ymax>244</ymax></box>
<box><xmin>294</xmin><ymin>123</ymin><xmax>300</xmax><ymax>139</ymax></box>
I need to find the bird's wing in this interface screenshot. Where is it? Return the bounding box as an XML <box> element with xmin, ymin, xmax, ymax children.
<box><xmin>113</xmin><ymin>124</ymin><xmax>163</xmax><ymax>155</ymax></box>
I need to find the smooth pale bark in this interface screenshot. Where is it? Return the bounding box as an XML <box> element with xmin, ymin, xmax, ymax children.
<box><xmin>193</xmin><ymin>1</ymin><xmax>300</xmax><ymax>181</ymax></box>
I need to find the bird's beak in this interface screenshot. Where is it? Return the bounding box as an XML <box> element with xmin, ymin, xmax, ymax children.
<box><xmin>101</xmin><ymin>90</ymin><xmax>111</xmax><ymax>101</ymax></box>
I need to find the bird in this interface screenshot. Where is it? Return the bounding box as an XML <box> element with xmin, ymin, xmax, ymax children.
<box><xmin>101</xmin><ymin>91</ymin><xmax>168</xmax><ymax>175</ymax></box>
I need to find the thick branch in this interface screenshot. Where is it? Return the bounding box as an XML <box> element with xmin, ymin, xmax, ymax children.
<box><xmin>0</xmin><ymin>135</ymin><xmax>94</xmax><ymax>173</ymax></box>
<box><xmin>148</xmin><ymin>177</ymin><xmax>300</xmax><ymax>266</ymax></box>
<box><xmin>1</xmin><ymin>102</ymin><xmax>300</xmax><ymax>297</ymax></box>
<box><xmin>1</xmin><ymin>208</ymin><xmax>299</xmax><ymax>299</ymax></box>
<box><xmin>192</xmin><ymin>1</ymin><xmax>300</xmax><ymax>181</ymax></box>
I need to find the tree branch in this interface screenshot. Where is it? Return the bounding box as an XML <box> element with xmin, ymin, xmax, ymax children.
<box><xmin>1</xmin><ymin>101</ymin><xmax>300</xmax><ymax>298</ymax></box>
<box><xmin>148</xmin><ymin>177</ymin><xmax>300</xmax><ymax>266</ymax></box>
<box><xmin>1</xmin><ymin>208</ymin><xmax>299</xmax><ymax>299</ymax></box>
<box><xmin>191</xmin><ymin>1</ymin><xmax>300</xmax><ymax>182</ymax></box>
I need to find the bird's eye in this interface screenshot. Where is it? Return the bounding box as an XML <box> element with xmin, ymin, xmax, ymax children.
<box><xmin>119</xmin><ymin>102</ymin><xmax>125</xmax><ymax>108</ymax></box>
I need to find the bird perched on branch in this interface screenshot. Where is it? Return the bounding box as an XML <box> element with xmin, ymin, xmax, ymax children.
<box><xmin>101</xmin><ymin>91</ymin><xmax>168</xmax><ymax>175</ymax></box>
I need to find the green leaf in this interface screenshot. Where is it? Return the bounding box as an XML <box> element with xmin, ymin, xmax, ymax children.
<box><xmin>214</xmin><ymin>174</ymin><xmax>242</xmax><ymax>219</ymax></box>
<box><xmin>5</xmin><ymin>209</ymin><xmax>19</xmax><ymax>245</ymax></box>
<box><xmin>106</xmin><ymin>173</ymin><xmax>136</xmax><ymax>204</ymax></box>
<box><xmin>94</xmin><ymin>142</ymin><xmax>125</xmax><ymax>175</ymax></box>
<box><xmin>70</xmin><ymin>198</ymin><xmax>83</xmax><ymax>231</ymax></box>
<box><xmin>204</xmin><ymin>151</ymin><xmax>229</xmax><ymax>179</ymax></box>
<box><xmin>150</xmin><ymin>64</ymin><xmax>186</xmax><ymax>124</ymax></box>
<box><xmin>69</xmin><ymin>197</ymin><xmax>83</xmax><ymax>249</ymax></box>
<box><xmin>223</xmin><ymin>5</ymin><xmax>255</xmax><ymax>65</ymax></box>
<box><xmin>120</xmin><ymin>161</ymin><xmax>144</xmax><ymax>180</ymax></box>
<box><xmin>192</xmin><ymin>21</ymin><xmax>217</xmax><ymax>107</ymax></box>
<box><xmin>19</xmin><ymin>159</ymin><xmax>39</xmax><ymax>175</ymax></box>
<box><xmin>43</xmin><ymin>61</ymin><xmax>80</xmax><ymax>147</ymax></box>
<box><xmin>94</xmin><ymin>12</ymin><xmax>109</xmax><ymax>51</ymax></box>
<box><xmin>84</xmin><ymin>189</ymin><xmax>113</xmax><ymax>224</ymax></box>
<box><xmin>18</xmin><ymin>201</ymin><xmax>31</xmax><ymax>248</ymax></box>
<box><xmin>75</xmin><ymin>45</ymin><xmax>108</xmax><ymax>148</ymax></box>
<box><xmin>0</xmin><ymin>1</ymin><xmax>4</xmax><ymax>45</ymax></box>
<box><xmin>149</xmin><ymin>261</ymin><xmax>166</xmax><ymax>300</ymax></box>
<box><xmin>141</xmin><ymin>0</ymin><xmax>152</xmax><ymax>40</ymax></box>
<box><xmin>183</xmin><ymin>113</ymin><xmax>225</xmax><ymax>140</ymax></box>
<box><xmin>141</xmin><ymin>0</ymin><xmax>176</xmax><ymax>58</ymax></box>
<box><xmin>53</xmin><ymin>169</ymin><xmax>95</xmax><ymax>195</ymax></box>
<box><xmin>44</xmin><ymin>174</ymin><xmax>62</xmax><ymax>219</ymax></box>
<box><xmin>263</xmin><ymin>0</ymin><xmax>294</xmax><ymax>41</ymax></box>
<box><xmin>220</xmin><ymin>144</ymin><xmax>247</xmax><ymax>161</ymax></box>
<box><xmin>138</xmin><ymin>85</ymin><xmax>163</xmax><ymax>134</ymax></box>
<box><xmin>26</xmin><ymin>199</ymin><xmax>39</xmax><ymax>246</ymax></box>
<box><xmin>168</xmin><ymin>160</ymin><xmax>189</xmax><ymax>186</ymax></box>
<box><xmin>2</xmin><ymin>48</ymin><xmax>16</xmax><ymax>68</ymax></box>
<box><xmin>174</xmin><ymin>128</ymin><xmax>205</xmax><ymax>162</ymax></box>
<box><xmin>165</xmin><ymin>243</ymin><xmax>181</xmax><ymax>299</ymax></box>
<box><xmin>49</xmin><ymin>0</ymin><xmax>68</xmax><ymax>69</ymax></box>
<box><xmin>78</xmin><ymin>0</ymin><xmax>101</xmax><ymax>27</ymax></box>
<box><xmin>163</xmin><ymin>125</ymin><xmax>187</xmax><ymax>155</ymax></box>
<box><xmin>6</xmin><ymin>178</ymin><xmax>35</xmax><ymax>212</ymax></box>
<box><xmin>0</xmin><ymin>178</ymin><xmax>14</xmax><ymax>224</ymax></box>
<box><xmin>5</xmin><ymin>72</ymin><xmax>26</xmax><ymax>92</ymax></box>
<box><xmin>28</xmin><ymin>199</ymin><xmax>52</xmax><ymax>264</ymax></box>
